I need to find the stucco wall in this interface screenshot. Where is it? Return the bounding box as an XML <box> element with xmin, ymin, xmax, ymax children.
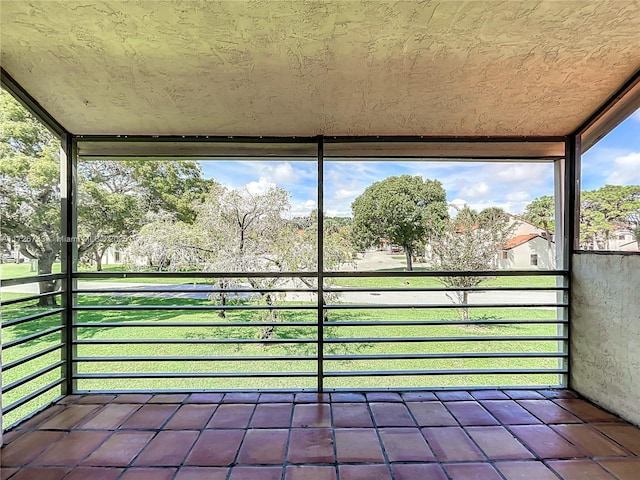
<box><xmin>571</xmin><ymin>253</ymin><xmax>640</xmax><ymax>426</ymax></box>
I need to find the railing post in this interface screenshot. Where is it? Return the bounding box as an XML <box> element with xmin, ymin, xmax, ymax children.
<box><xmin>317</xmin><ymin>136</ymin><xmax>325</xmax><ymax>392</ymax></box>
<box><xmin>560</xmin><ymin>135</ymin><xmax>580</xmax><ymax>387</ymax></box>
<box><xmin>60</xmin><ymin>134</ymin><xmax>78</xmax><ymax>395</ymax></box>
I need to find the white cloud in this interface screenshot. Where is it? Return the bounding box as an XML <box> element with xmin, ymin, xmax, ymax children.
<box><xmin>245</xmin><ymin>177</ymin><xmax>275</xmax><ymax>195</ymax></box>
<box><xmin>326</xmin><ymin>208</ymin><xmax>351</xmax><ymax>217</ymax></box>
<box><xmin>606</xmin><ymin>152</ymin><xmax>640</xmax><ymax>184</ymax></box>
<box><xmin>506</xmin><ymin>191</ymin><xmax>531</xmax><ymax>202</ymax></box>
<box><xmin>490</xmin><ymin>163</ymin><xmax>549</xmax><ymax>185</ymax></box>
<box><xmin>262</xmin><ymin>162</ymin><xmax>298</xmax><ymax>183</ymax></box>
<box><xmin>289</xmin><ymin>199</ymin><xmax>317</xmax><ymax>218</ymax></box>
<box><xmin>458</xmin><ymin>181</ymin><xmax>490</xmax><ymax>199</ymax></box>
<box><xmin>632</xmin><ymin>109</ymin><xmax>640</xmax><ymax>122</ymax></box>
<box><xmin>452</xmin><ymin>198</ymin><xmax>529</xmax><ymax>215</ymax></box>
<box><xmin>334</xmin><ymin>188</ymin><xmax>361</xmax><ymax>200</ymax></box>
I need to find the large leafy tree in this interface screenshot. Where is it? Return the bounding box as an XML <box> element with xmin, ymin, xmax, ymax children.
<box><xmin>580</xmin><ymin>185</ymin><xmax>640</xmax><ymax>249</ymax></box>
<box><xmin>351</xmin><ymin>175</ymin><xmax>449</xmax><ymax>271</ymax></box>
<box><xmin>1</xmin><ymin>90</ymin><xmax>62</xmax><ymax>305</ymax></box>
<box><xmin>77</xmin><ymin>160</ymin><xmax>210</xmax><ymax>269</ymax></box>
<box><xmin>429</xmin><ymin>206</ymin><xmax>515</xmax><ymax>321</ymax></box>
<box><xmin>1</xmin><ymin>90</ymin><xmax>210</xmax><ymax>307</ymax></box>
<box><xmin>525</xmin><ymin>185</ymin><xmax>640</xmax><ymax>250</ymax></box>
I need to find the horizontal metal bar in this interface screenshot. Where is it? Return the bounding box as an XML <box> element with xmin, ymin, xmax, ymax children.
<box><xmin>74</xmin><ymin>321</ymin><xmax>317</xmax><ymax>328</ymax></box>
<box><xmin>72</xmin><ymin>319</ymin><xmax>565</xmax><ymax>329</ymax></box>
<box><xmin>0</xmin><ymin>273</ymin><xmax>65</xmax><ymax>287</ymax></box>
<box><xmin>326</xmin><ymin>385</ymin><xmax>564</xmax><ymax>392</ymax></box>
<box><xmin>325</xmin><ymin>303</ymin><xmax>566</xmax><ymax>309</ymax></box>
<box><xmin>326</xmin><ymin>286</ymin><xmax>567</xmax><ymax>292</ymax></box>
<box><xmin>1</xmin><ymin>291</ymin><xmax>62</xmax><ymax>307</ymax></box>
<box><xmin>76</xmin><ymin>134</ymin><xmax>567</xmax><ymax>143</ymax></box>
<box><xmin>1</xmin><ymin>326</ymin><xmax>64</xmax><ymax>350</ymax></box>
<box><xmin>324</xmin><ymin>352</ymin><xmax>568</xmax><ymax>361</ymax></box>
<box><xmin>74</xmin><ymin>338</ymin><xmax>317</xmax><ymax>345</ymax></box>
<box><xmin>324</xmin><ymin>336</ymin><xmax>568</xmax><ymax>343</ymax></box>
<box><xmin>327</xmin><ymin>154</ymin><xmax>563</xmax><ymax>161</ymax></box>
<box><xmin>3</xmin><ymin>344</ymin><xmax>64</xmax><ymax>372</ymax></box>
<box><xmin>77</xmin><ymin>134</ymin><xmax>320</xmax><ymax>143</ymax></box>
<box><xmin>74</xmin><ymin>304</ymin><xmax>316</xmax><ymax>311</ymax></box>
<box><xmin>2</xmin><ymin>361</ymin><xmax>65</xmax><ymax>393</ymax></box>
<box><xmin>323</xmin><ymin>319</ymin><xmax>568</xmax><ymax>327</ymax></box>
<box><xmin>324</xmin><ymin>135</ymin><xmax>567</xmax><ymax>143</ymax></box>
<box><xmin>73</xmin><ymin>303</ymin><xmax>565</xmax><ymax>312</ymax></box>
<box><xmin>74</xmin><ymin>271</ymin><xmax>317</xmax><ymax>279</ymax></box>
<box><xmin>325</xmin><ymin>270</ymin><xmax>567</xmax><ymax>278</ymax></box>
<box><xmin>69</xmin><ymin>385</ymin><xmax>564</xmax><ymax>395</ymax></box>
<box><xmin>1</xmin><ymin>308</ymin><xmax>64</xmax><ymax>328</ymax></box>
<box><xmin>71</xmin><ymin>269</ymin><xmax>567</xmax><ymax>279</ymax></box>
<box><xmin>324</xmin><ymin>368</ymin><xmax>567</xmax><ymax>377</ymax></box>
<box><xmin>74</xmin><ymin>355</ymin><xmax>317</xmax><ymax>362</ymax></box>
<box><xmin>74</xmin><ymin>372</ymin><xmax>316</xmax><ymax>379</ymax></box>
<box><xmin>75</xmin><ymin>287</ymin><xmax>315</xmax><ymax>294</ymax></box>
<box><xmin>73</xmin><ymin>387</ymin><xmax>311</xmax><ymax>395</ymax></box>
<box><xmin>1</xmin><ymin>379</ymin><xmax>65</xmax><ymax>416</ymax></box>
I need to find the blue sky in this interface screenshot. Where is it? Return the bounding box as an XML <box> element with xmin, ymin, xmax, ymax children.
<box><xmin>581</xmin><ymin>109</ymin><xmax>640</xmax><ymax>190</ymax></box>
<box><xmin>200</xmin><ymin>109</ymin><xmax>640</xmax><ymax>218</ymax></box>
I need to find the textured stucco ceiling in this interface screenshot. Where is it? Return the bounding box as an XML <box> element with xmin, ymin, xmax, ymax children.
<box><xmin>1</xmin><ymin>0</ymin><xmax>640</xmax><ymax>137</ymax></box>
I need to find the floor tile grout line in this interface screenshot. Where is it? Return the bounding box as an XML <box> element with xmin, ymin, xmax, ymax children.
<box><xmin>437</xmin><ymin>397</ymin><xmax>595</xmax><ymax>467</ymax></box>
<box><xmin>548</xmin><ymin>422</ymin><xmax>636</xmax><ymax>458</ymax></box>
<box><xmin>549</xmin><ymin>396</ymin><xmax>626</xmax><ymax>424</ymax></box>
<box><xmin>225</xmin><ymin>401</ymin><xmax>258</xmax><ymax>480</ymax></box>
<box><xmin>514</xmin><ymin>398</ymin><xmax>583</xmax><ymax>425</ymax></box>
<box><xmin>400</xmin><ymin>395</ymin><xmax>443</xmax><ymax>469</ymax></box>
<box><xmin>438</xmin><ymin>397</ymin><xmax>493</xmax><ymax>464</ymax></box>
<box><xmin>21</xmin><ymin>402</ymin><xmax>123</xmax><ymax>473</ymax></box>
<box><xmin>329</xmin><ymin>398</ymin><xmax>341</xmax><ymax>480</ymax></box>
<box><xmin>364</xmin><ymin>399</ymin><xmax>397</xmax><ymax>480</ymax></box>
<box><xmin>590</xmin><ymin>424</ymin><xmax>640</xmax><ymax>458</ymax></box>
<box><xmin>277</xmin><ymin>398</ymin><xmax>299</xmax><ymax>480</ymax></box>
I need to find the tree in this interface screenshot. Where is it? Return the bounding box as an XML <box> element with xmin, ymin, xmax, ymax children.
<box><xmin>125</xmin><ymin>187</ymin><xmax>355</xmax><ymax>333</ymax></box>
<box><xmin>351</xmin><ymin>175</ymin><xmax>449</xmax><ymax>271</ymax></box>
<box><xmin>429</xmin><ymin>206</ymin><xmax>515</xmax><ymax>321</ymax></box>
<box><xmin>125</xmin><ymin>183</ymin><xmax>292</xmax><ymax>333</ymax></box>
<box><xmin>581</xmin><ymin>185</ymin><xmax>640</xmax><ymax>249</ymax></box>
<box><xmin>282</xmin><ymin>210</ymin><xmax>355</xmax><ymax>321</ymax></box>
<box><xmin>76</xmin><ymin>160</ymin><xmax>210</xmax><ymax>270</ymax></box>
<box><xmin>0</xmin><ymin>90</ymin><xmax>62</xmax><ymax>306</ymax></box>
<box><xmin>523</xmin><ymin>195</ymin><xmax>556</xmax><ymax>267</ymax></box>
<box><xmin>1</xmin><ymin>90</ymin><xmax>211</xmax><ymax>309</ymax></box>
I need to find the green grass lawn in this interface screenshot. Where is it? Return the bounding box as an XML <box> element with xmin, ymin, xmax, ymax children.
<box><xmin>2</xmin><ymin>291</ymin><xmax>565</xmax><ymax>427</ymax></box>
<box><xmin>3</xmin><ymin>261</ymin><xmax>560</xmax><ymax>289</ymax></box>
<box><xmin>1</xmin><ymin>261</ymin><xmax>62</xmax><ymax>279</ymax></box>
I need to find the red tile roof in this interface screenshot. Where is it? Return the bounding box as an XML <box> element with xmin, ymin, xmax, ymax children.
<box><xmin>503</xmin><ymin>234</ymin><xmax>540</xmax><ymax>250</ymax></box>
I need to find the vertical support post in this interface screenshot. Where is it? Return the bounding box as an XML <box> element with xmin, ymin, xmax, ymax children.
<box><xmin>317</xmin><ymin>137</ymin><xmax>325</xmax><ymax>392</ymax></box>
<box><xmin>60</xmin><ymin>134</ymin><xmax>78</xmax><ymax>395</ymax></box>
<box><xmin>560</xmin><ymin>135</ymin><xmax>581</xmax><ymax>387</ymax></box>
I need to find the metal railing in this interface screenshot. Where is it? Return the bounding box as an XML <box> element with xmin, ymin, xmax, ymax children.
<box><xmin>1</xmin><ymin>268</ymin><xmax>568</xmax><ymax>429</ymax></box>
<box><xmin>71</xmin><ymin>269</ymin><xmax>568</xmax><ymax>392</ymax></box>
<box><xmin>1</xmin><ymin>274</ymin><xmax>67</xmax><ymax>430</ymax></box>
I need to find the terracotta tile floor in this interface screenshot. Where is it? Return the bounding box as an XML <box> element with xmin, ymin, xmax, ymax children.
<box><xmin>2</xmin><ymin>389</ymin><xmax>640</xmax><ymax>480</ymax></box>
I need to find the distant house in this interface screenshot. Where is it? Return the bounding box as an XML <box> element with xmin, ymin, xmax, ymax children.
<box><xmin>609</xmin><ymin>226</ymin><xmax>639</xmax><ymax>252</ymax></box>
<box><xmin>498</xmin><ymin>234</ymin><xmax>554</xmax><ymax>269</ymax></box>
<box><xmin>497</xmin><ymin>216</ymin><xmax>556</xmax><ymax>269</ymax></box>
